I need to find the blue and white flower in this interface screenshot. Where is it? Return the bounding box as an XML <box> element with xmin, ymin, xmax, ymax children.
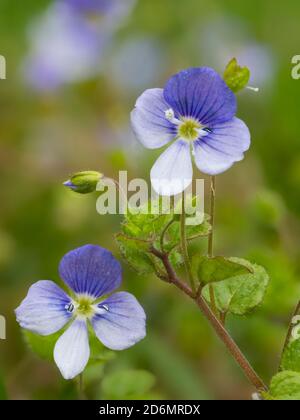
<box><xmin>15</xmin><ymin>245</ymin><xmax>146</xmax><ymax>380</ymax></box>
<box><xmin>131</xmin><ymin>67</ymin><xmax>251</xmax><ymax>196</ymax></box>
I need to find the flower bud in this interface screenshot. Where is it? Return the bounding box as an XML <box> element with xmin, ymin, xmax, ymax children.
<box><xmin>63</xmin><ymin>171</ymin><xmax>103</xmax><ymax>194</ymax></box>
<box><xmin>223</xmin><ymin>58</ymin><xmax>250</xmax><ymax>93</ymax></box>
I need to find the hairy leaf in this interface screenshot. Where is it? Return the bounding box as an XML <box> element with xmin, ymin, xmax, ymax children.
<box><xmin>115</xmin><ymin>233</ymin><xmax>156</xmax><ymax>274</ymax></box>
<box><xmin>193</xmin><ymin>255</ymin><xmax>251</xmax><ymax>285</ymax></box>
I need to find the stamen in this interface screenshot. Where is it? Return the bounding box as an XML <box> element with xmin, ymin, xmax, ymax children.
<box><xmin>165</xmin><ymin>108</ymin><xmax>174</xmax><ymax>121</ymax></box>
<box><xmin>65</xmin><ymin>303</ymin><xmax>75</xmax><ymax>313</ymax></box>
<box><xmin>165</xmin><ymin>108</ymin><xmax>180</xmax><ymax>125</ymax></box>
<box><xmin>196</xmin><ymin>128</ymin><xmax>211</xmax><ymax>137</ymax></box>
<box><xmin>246</xmin><ymin>86</ymin><xmax>259</xmax><ymax>92</ymax></box>
<box><xmin>95</xmin><ymin>303</ymin><xmax>110</xmax><ymax>316</ymax></box>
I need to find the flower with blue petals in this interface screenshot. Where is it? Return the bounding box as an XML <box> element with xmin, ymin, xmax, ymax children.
<box><xmin>131</xmin><ymin>67</ymin><xmax>251</xmax><ymax>196</ymax></box>
<box><xmin>15</xmin><ymin>245</ymin><xmax>146</xmax><ymax>380</ymax></box>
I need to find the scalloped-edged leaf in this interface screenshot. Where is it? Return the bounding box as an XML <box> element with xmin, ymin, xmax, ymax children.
<box><xmin>268</xmin><ymin>371</ymin><xmax>300</xmax><ymax>400</ymax></box>
<box><xmin>202</xmin><ymin>258</ymin><xmax>269</xmax><ymax>315</ymax></box>
<box><xmin>193</xmin><ymin>256</ymin><xmax>251</xmax><ymax>285</ymax></box>
<box><xmin>125</xmin><ymin>200</ymin><xmax>173</xmax><ymax>239</ymax></box>
<box><xmin>115</xmin><ymin>233</ymin><xmax>155</xmax><ymax>274</ymax></box>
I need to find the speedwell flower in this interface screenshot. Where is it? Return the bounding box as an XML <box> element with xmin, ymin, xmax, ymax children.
<box><xmin>15</xmin><ymin>245</ymin><xmax>146</xmax><ymax>380</ymax></box>
<box><xmin>131</xmin><ymin>67</ymin><xmax>251</xmax><ymax>196</ymax></box>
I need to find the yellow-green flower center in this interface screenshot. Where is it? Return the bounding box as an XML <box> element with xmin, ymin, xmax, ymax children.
<box><xmin>178</xmin><ymin>118</ymin><xmax>202</xmax><ymax>141</ymax></box>
<box><xmin>75</xmin><ymin>295</ymin><xmax>95</xmax><ymax>318</ymax></box>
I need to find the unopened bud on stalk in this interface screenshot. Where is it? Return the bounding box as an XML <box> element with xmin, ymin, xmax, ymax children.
<box><xmin>63</xmin><ymin>171</ymin><xmax>103</xmax><ymax>194</ymax></box>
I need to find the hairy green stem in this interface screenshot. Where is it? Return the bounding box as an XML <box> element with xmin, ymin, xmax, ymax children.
<box><xmin>207</xmin><ymin>176</ymin><xmax>218</xmax><ymax>316</ymax></box>
<box><xmin>208</xmin><ymin>176</ymin><xmax>216</xmax><ymax>258</ymax></box>
<box><xmin>150</xmin><ymin>246</ymin><xmax>267</xmax><ymax>393</ymax></box>
<box><xmin>160</xmin><ymin>219</ymin><xmax>175</xmax><ymax>253</ymax></box>
<box><xmin>180</xmin><ymin>194</ymin><xmax>196</xmax><ymax>293</ymax></box>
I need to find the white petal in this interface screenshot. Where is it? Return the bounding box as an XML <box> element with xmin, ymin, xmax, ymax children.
<box><xmin>131</xmin><ymin>88</ymin><xmax>175</xmax><ymax>149</ymax></box>
<box><xmin>54</xmin><ymin>319</ymin><xmax>90</xmax><ymax>380</ymax></box>
<box><xmin>151</xmin><ymin>139</ymin><xmax>193</xmax><ymax>196</ymax></box>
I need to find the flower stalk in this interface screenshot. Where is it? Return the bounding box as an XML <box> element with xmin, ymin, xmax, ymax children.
<box><xmin>208</xmin><ymin>176</ymin><xmax>216</xmax><ymax>258</ymax></box>
<box><xmin>207</xmin><ymin>176</ymin><xmax>218</xmax><ymax>317</ymax></box>
<box><xmin>180</xmin><ymin>194</ymin><xmax>196</xmax><ymax>293</ymax></box>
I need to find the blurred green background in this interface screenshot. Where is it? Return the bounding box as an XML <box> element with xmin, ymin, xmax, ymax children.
<box><xmin>1</xmin><ymin>0</ymin><xmax>300</xmax><ymax>400</ymax></box>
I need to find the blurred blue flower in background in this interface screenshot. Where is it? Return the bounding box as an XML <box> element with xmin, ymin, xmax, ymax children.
<box><xmin>15</xmin><ymin>245</ymin><xmax>146</xmax><ymax>380</ymax></box>
<box><xmin>22</xmin><ymin>1</ymin><xmax>137</xmax><ymax>91</ymax></box>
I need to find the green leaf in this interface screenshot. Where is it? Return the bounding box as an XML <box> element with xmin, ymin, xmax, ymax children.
<box><xmin>124</xmin><ymin>200</ymin><xmax>173</xmax><ymax>241</ymax></box>
<box><xmin>115</xmin><ymin>233</ymin><xmax>155</xmax><ymax>274</ymax></box>
<box><xmin>193</xmin><ymin>256</ymin><xmax>251</xmax><ymax>285</ymax></box>
<box><xmin>168</xmin><ymin>248</ymin><xmax>183</xmax><ymax>267</ymax></box>
<box><xmin>269</xmin><ymin>371</ymin><xmax>300</xmax><ymax>400</ymax></box>
<box><xmin>223</xmin><ymin>58</ymin><xmax>250</xmax><ymax>93</ymax></box>
<box><xmin>281</xmin><ymin>339</ymin><xmax>300</xmax><ymax>372</ymax></box>
<box><xmin>102</xmin><ymin>369</ymin><xmax>156</xmax><ymax>400</ymax></box>
<box><xmin>202</xmin><ymin>258</ymin><xmax>269</xmax><ymax>315</ymax></box>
